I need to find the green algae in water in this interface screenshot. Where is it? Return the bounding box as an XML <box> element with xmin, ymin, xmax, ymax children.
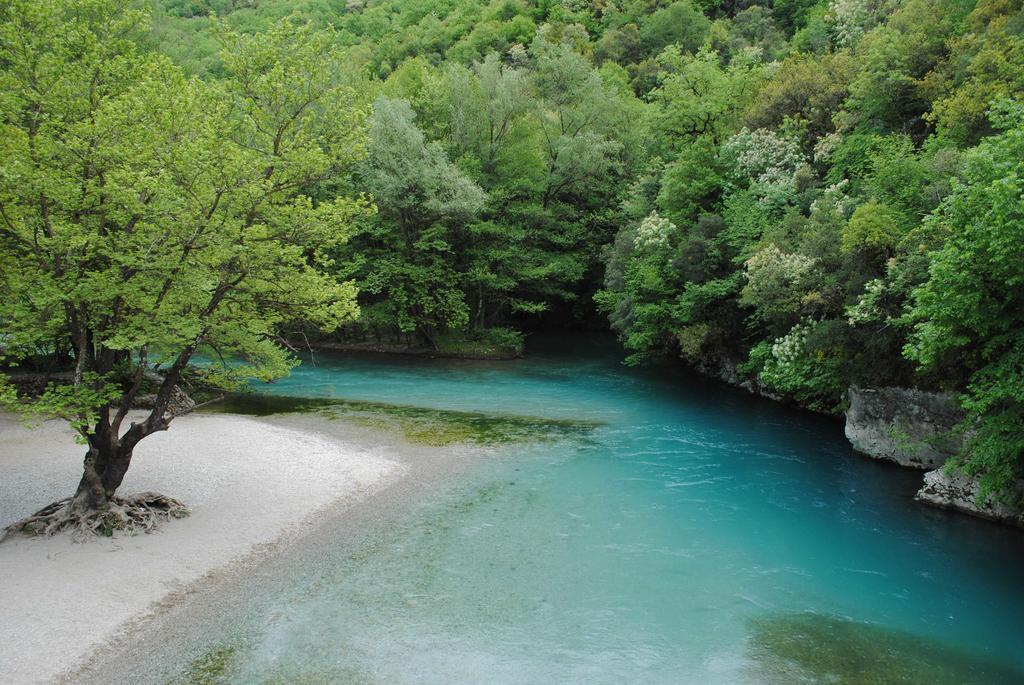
<box><xmin>165</xmin><ymin>642</ymin><xmax>374</xmax><ymax>685</ymax></box>
<box><xmin>203</xmin><ymin>393</ymin><xmax>602</xmax><ymax>446</ymax></box>
<box><xmin>165</xmin><ymin>646</ymin><xmax>236</xmax><ymax>685</ymax></box>
<box><xmin>748</xmin><ymin>612</ymin><xmax>1024</xmax><ymax>685</ymax></box>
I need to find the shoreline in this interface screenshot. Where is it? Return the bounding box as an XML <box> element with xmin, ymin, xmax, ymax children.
<box><xmin>65</xmin><ymin>412</ymin><xmax>494</xmax><ymax>685</ymax></box>
<box><xmin>0</xmin><ymin>410</ymin><xmax>438</xmax><ymax>685</ymax></box>
<box><xmin>294</xmin><ymin>339</ymin><xmax>523</xmax><ymax>361</ymax></box>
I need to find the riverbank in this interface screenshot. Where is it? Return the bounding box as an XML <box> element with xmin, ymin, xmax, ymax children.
<box><xmin>64</xmin><ymin>411</ymin><xmax>496</xmax><ymax>685</ymax></box>
<box><xmin>687</xmin><ymin>357</ymin><xmax>1024</xmax><ymax>528</ymax></box>
<box><xmin>4</xmin><ymin>342</ymin><xmax>1022</xmax><ymax>684</ymax></box>
<box><xmin>297</xmin><ymin>331</ymin><xmax>524</xmax><ymax>360</ymax></box>
<box><xmin>50</xmin><ymin>345</ymin><xmax>1024</xmax><ymax>685</ymax></box>
<box><xmin>0</xmin><ymin>411</ymin><xmax>406</xmax><ymax>684</ymax></box>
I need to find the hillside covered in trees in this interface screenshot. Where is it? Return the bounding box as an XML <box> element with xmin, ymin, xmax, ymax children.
<box><xmin>3</xmin><ymin>0</ymin><xmax>1023</xmax><ymax>503</ymax></box>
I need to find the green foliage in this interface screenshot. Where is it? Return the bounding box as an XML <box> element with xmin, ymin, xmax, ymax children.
<box><xmin>745</xmin><ymin>52</ymin><xmax>854</xmax><ymax>146</ymax></box>
<box><xmin>841</xmin><ymin>0</ymin><xmax>974</xmax><ymax>134</ymax></box>
<box><xmin>773</xmin><ymin>0</ymin><xmax>824</xmax><ymax>32</ymax></box>
<box><xmin>726</xmin><ymin>7</ymin><xmax>789</xmax><ymax>61</ymax></box>
<box><xmin>926</xmin><ymin>0</ymin><xmax>1024</xmax><ymax>144</ymax></box>
<box><xmin>649</xmin><ymin>47</ymin><xmax>764</xmax><ymax>153</ymax></box>
<box><xmin>592</xmin><ymin>0</ymin><xmax>1024</xmax><ymax>471</ymax></box>
<box><xmin>747</xmin><ymin>321</ymin><xmax>845</xmax><ymax>412</ymax></box>
<box><xmin>594</xmin><ymin>22</ymin><xmax>643</xmax><ymax>65</ymax></box>
<box><xmin>822</xmin><ymin>132</ymin><xmax>886</xmax><ymax>185</ymax></box>
<box><xmin>790</xmin><ymin>4</ymin><xmax>832</xmax><ymax>53</ymax></box>
<box><xmin>841</xmin><ymin>200</ymin><xmax>904</xmax><ymax>255</ymax></box>
<box><xmin>0</xmin><ymin>2</ymin><xmax>367</xmax><ymax>440</ymax></box>
<box><xmin>347</xmin><ymin>97</ymin><xmax>483</xmax><ymax>342</ymax></box>
<box><xmin>435</xmin><ymin>326</ymin><xmax>525</xmax><ymax>357</ymax></box>
<box><xmin>741</xmin><ymin>245</ymin><xmax>822</xmax><ymax>323</ymax></box>
<box><xmin>657</xmin><ymin>138</ymin><xmax>723</xmax><ymax>225</ymax></box>
<box><xmin>0</xmin><ymin>377</ymin><xmax>15</xmax><ymax>406</ymax></box>
<box><xmin>639</xmin><ymin>1</ymin><xmax>710</xmax><ymax>54</ymax></box>
<box><xmin>864</xmin><ymin>135</ymin><xmax>963</xmax><ymax>222</ymax></box>
<box><xmin>906</xmin><ymin>101</ymin><xmax>1024</xmax><ymax>498</ymax></box>
<box><xmin>2</xmin><ymin>374</ymin><xmax>123</xmax><ymax>440</ymax></box>
<box><xmin>4</xmin><ymin>0</ymin><xmax>1023</xmax><ymax>503</ymax></box>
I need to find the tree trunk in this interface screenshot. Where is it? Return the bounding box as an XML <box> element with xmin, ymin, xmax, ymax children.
<box><xmin>476</xmin><ymin>287</ymin><xmax>485</xmax><ymax>330</ymax></box>
<box><xmin>69</xmin><ymin>440</ymin><xmax>135</xmax><ymax>514</ymax></box>
<box><xmin>418</xmin><ymin>324</ymin><xmax>439</xmax><ymax>351</ymax></box>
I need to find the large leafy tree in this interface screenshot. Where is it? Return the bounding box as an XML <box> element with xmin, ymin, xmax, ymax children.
<box><xmin>531</xmin><ymin>38</ymin><xmax>625</xmax><ymax>209</ymax></box>
<box><xmin>0</xmin><ymin>1</ymin><xmax>369</xmax><ymax>533</ymax></box>
<box><xmin>449</xmin><ymin>53</ymin><xmax>531</xmax><ymax>182</ymax></box>
<box><xmin>445</xmin><ymin>44</ymin><xmax>635</xmax><ymax>329</ymax></box>
<box><xmin>649</xmin><ymin>47</ymin><xmax>763</xmax><ymax>154</ymax></box>
<box><xmin>350</xmin><ymin>97</ymin><xmax>484</xmax><ymax>345</ymax></box>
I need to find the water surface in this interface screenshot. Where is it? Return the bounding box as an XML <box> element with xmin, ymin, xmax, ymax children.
<box><xmin>186</xmin><ymin>336</ymin><xmax>1024</xmax><ymax>683</ymax></box>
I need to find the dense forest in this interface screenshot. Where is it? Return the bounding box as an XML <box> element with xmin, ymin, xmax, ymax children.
<box><xmin>1</xmin><ymin>0</ymin><xmax>1022</xmax><ymax>507</ymax></box>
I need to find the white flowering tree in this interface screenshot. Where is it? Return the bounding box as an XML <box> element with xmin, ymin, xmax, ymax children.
<box><xmin>721</xmin><ymin>127</ymin><xmax>807</xmax><ymax>207</ymax></box>
<box><xmin>741</xmin><ymin>245</ymin><xmax>822</xmax><ymax>322</ymax></box>
<box><xmin>633</xmin><ymin>211</ymin><xmax>677</xmax><ymax>254</ymax></box>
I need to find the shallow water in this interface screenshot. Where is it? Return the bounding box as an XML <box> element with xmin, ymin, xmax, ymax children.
<box><xmin>187</xmin><ymin>336</ymin><xmax>1024</xmax><ymax>684</ymax></box>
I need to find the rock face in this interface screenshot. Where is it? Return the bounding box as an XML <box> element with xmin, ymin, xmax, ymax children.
<box><xmin>134</xmin><ymin>370</ymin><xmax>197</xmax><ymax>416</ymax></box>
<box><xmin>844</xmin><ymin>386</ymin><xmax>964</xmax><ymax>469</ymax></box>
<box><xmin>4</xmin><ymin>371</ymin><xmax>74</xmax><ymax>397</ymax></box>
<box><xmin>135</xmin><ymin>385</ymin><xmax>196</xmax><ymax>416</ymax></box>
<box><xmin>693</xmin><ymin>356</ymin><xmax>782</xmax><ymax>401</ymax></box>
<box><xmin>916</xmin><ymin>469</ymin><xmax>1024</xmax><ymax>529</ymax></box>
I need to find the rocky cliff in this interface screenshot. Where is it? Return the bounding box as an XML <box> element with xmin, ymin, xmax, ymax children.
<box><xmin>844</xmin><ymin>387</ymin><xmax>964</xmax><ymax>469</ymax></box>
<box><xmin>916</xmin><ymin>469</ymin><xmax>1024</xmax><ymax>529</ymax></box>
<box><xmin>843</xmin><ymin>386</ymin><xmax>1024</xmax><ymax>527</ymax></box>
<box><xmin>692</xmin><ymin>356</ymin><xmax>782</xmax><ymax>401</ymax></box>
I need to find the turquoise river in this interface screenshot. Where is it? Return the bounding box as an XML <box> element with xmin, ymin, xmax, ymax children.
<box><xmin>167</xmin><ymin>336</ymin><xmax>1023</xmax><ymax>684</ymax></box>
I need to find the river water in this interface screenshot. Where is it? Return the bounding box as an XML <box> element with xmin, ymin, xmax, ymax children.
<box><xmin>177</xmin><ymin>336</ymin><xmax>1024</xmax><ymax>684</ymax></box>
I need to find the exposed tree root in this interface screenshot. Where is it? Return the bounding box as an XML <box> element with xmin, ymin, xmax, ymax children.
<box><xmin>2</xmin><ymin>492</ymin><xmax>189</xmax><ymax>542</ymax></box>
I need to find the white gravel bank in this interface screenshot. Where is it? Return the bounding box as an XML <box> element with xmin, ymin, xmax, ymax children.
<box><xmin>0</xmin><ymin>411</ymin><xmax>402</xmax><ymax>685</ymax></box>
